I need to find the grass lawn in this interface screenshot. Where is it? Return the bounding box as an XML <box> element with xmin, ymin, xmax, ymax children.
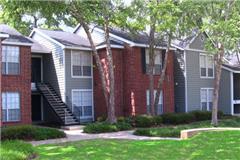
<box><xmin>134</xmin><ymin>117</ymin><xmax>240</xmax><ymax>137</ymax></box>
<box><xmin>34</xmin><ymin>131</ymin><xmax>240</xmax><ymax>160</ymax></box>
<box><xmin>0</xmin><ymin>140</ymin><xmax>35</xmax><ymax>160</ymax></box>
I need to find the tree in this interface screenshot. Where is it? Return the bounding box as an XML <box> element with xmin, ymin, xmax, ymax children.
<box><xmin>1</xmin><ymin>0</ymin><xmax>127</xmax><ymax>123</ymax></box>
<box><xmin>183</xmin><ymin>0</ymin><xmax>240</xmax><ymax>125</ymax></box>
<box><xmin>128</xmin><ymin>0</ymin><xmax>189</xmax><ymax>115</ymax></box>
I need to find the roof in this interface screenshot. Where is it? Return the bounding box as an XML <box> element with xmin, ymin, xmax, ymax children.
<box><xmin>172</xmin><ymin>35</ymin><xmax>196</xmax><ymax>50</ymax></box>
<box><xmin>0</xmin><ymin>24</ymin><xmax>33</xmax><ymax>45</ymax></box>
<box><xmin>223</xmin><ymin>64</ymin><xmax>240</xmax><ymax>72</ymax></box>
<box><xmin>33</xmin><ymin>28</ymin><xmax>91</xmax><ymax>48</ymax></box>
<box><xmin>28</xmin><ymin>38</ymin><xmax>51</xmax><ymax>54</ymax></box>
<box><xmin>96</xmin><ymin>26</ymin><xmax>168</xmax><ymax>47</ymax></box>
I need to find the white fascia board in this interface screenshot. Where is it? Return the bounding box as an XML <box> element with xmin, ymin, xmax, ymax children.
<box><xmin>64</xmin><ymin>46</ymin><xmax>92</xmax><ymax>51</ymax></box>
<box><xmin>73</xmin><ymin>24</ymin><xmax>81</xmax><ymax>33</ymax></box>
<box><xmin>2</xmin><ymin>41</ymin><xmax>32</xmax><ymax>46</ymax></box>
<box><xmin>0</xmin><ymin>33</ymin><xmax>9</xmax><ymax>38</ymax></box>
<box><xmin>171</xmin><ymin>44</ymin><xmax>184</xmax><ymax>50</ymax></box>
<box><xmin>222</xmin><ymin>66</ymin><xmax>240</xmax><ymax>73</ymax></box>
<box><xmin>130</xmin><ymin>43</ymin><xmax>177</xmax><ymax>50</ymax></box>
<box><xmin>96</xmin><ymin>44</ymin><xmax>124</xmax><ymax>50</ymax></box>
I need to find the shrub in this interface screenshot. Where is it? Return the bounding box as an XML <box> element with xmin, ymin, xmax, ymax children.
<box><xmin>134</xmin><ymin>127</ymin><xmax>181</xmax><ymax>137</ymax></box>
<box><xmin>1</xmin><ymin>125</ymin><xmax>66</xmax><ymax>141</ymax></box>
<box><xmin>134</xmin><ymin>115</ymin><xmax>155</xmax><ymax>127</ymax></box>
<box><xmin>153</xmin><ymin>116</ymin><xmax>163</xmax><ymax>125</ymax></box>
<box><xmin>97</xmin><ymin>116</ymin><xmax>107</xmax><ymax>122</ymax></box>
<box><xmin>83</xmin><ymin>122</ymin><xmax>118</xmax><ymax>133</ymax></box>
<box><xmin>116</xmin><ymin>122</ymin><xmax>132</xmax><ymax>131</ymax></box>
<box><xmin>190</xmin><ymin>111</ymin><xmax>212</xmax><ymax>121</ymax></box>
<box><xmin>162</xmin><ymin>113</ymin><xmax>195</xmax><ymax>125</ymax></box>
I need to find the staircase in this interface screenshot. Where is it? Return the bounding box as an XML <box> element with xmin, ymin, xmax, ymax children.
<box><xmin>36</xmin><ymin>83</ymin><xmax>79</xmax><ymax>125</ymax></box>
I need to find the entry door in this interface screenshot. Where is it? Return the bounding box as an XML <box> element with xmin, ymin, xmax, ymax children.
<box><xmin>31</xmin><ymin>57</ymin><xmax>42</xmax><ymax>84</ymax></box>
<box><xmin>32</xmin><ymin>95</ymin><xmax>42</xmax><ymax>122</ymax></box>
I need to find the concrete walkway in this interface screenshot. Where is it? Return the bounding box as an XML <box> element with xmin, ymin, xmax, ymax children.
<box><xmin>30</xmin><ymin>130</ymin><xmax>180</xmax><ymax>146</ymax></box>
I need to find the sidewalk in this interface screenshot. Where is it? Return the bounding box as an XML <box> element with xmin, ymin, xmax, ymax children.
<box><xmin>30</xmin><ymin>130</ymin><xmax>180</xmax><ymax>146</ymax></box>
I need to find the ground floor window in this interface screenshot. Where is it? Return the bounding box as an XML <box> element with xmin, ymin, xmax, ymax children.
<box><xmin>200</xmin><ymin>88</ymin><xmax>213</xmax><ymax>111</ymax></box>
<box><xmin>72</xmin><ymin>90</ymin><xmax>93</xmax><ymax>119</ymax></box>
<box><xmin>146</xmin><ymin>90</ymin><xmax>163</xmax><ymax>115</ymax></box>
<box><xmin>2</xmin><ymin>92</ymin><xmax>20</xmax><ymax>122</ymax></box>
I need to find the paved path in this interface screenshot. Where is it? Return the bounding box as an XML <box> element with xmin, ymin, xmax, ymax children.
<box><xmin>30</xmin><ymin>130</ymin><xmax>180</xmax><ymax>146</ymax></box>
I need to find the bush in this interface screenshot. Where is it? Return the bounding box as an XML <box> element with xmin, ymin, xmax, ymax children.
<box><xmin>153</xmin><ymin>116</ymin><xmax>163</xmax><ymax>125</ymax></box>
<box><xmin>1</xmin><ymin>125</ymin><xmax>66</xmax><ymax>141</ymax></box>
<box><xmin>162</xmin><ymin>113</ymin><xmax>195</xmax><ymax>125</ymax></box>
<box><xmin>190</xmin><ymin>111</ymin><xmax>211</xmax><ymax>121</ymax></box>
<box><xmin>134</xmin><ymin>115</ymin><xmax>155</xmax><ymax>128</ymax></box>
<box><xmin>116</xmin><ymin>122</ymin><xmax>132</xmax><ymax>131</ymax></box>
<box><xmin>97</xmin><ymin>116</ymin><xmax>107</xmax><ymax>122</ymax></box>
<box><xmin>83</xmin><ymin>122</ymin><xmax>118</xmax><ymax>133</ymax></box>
<box><xmin>134</xmin><ymin>128</ymin><xmax>180</xmax><ymax>137</ymax></box>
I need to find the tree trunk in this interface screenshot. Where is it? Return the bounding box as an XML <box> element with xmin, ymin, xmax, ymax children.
<box><xmin>154</xmin><ymin>35</ymin><xmax>171</xmax><ymax>113</ymax></box>
<box><xmin>211</xmin><ymin>45</ymin><xmax>224</xmax><ymax>126</ymax></box>
<box><xmin>148</xmin><ymin>15</ymin><xmax>156</xmax><ymax>116</ymax></box>
<box><xmin>103</xmin><ymin>17</ymin><xmax>117</xmax><ymax>123</ymax></box>
<box><xmin>70</xmin><ymin>10</ymin><xmax>109</xmax><ymax>118</ymax></box>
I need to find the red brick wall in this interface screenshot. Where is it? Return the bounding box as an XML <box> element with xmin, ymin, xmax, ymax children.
<box><xmin>93</xmin><ymin>46</ymin><xmax>175</xmax><ymax>119</ymax></box>
<box><xmin>122</xmin><ymin>46</ymin><xmax>174</xmax><ymax>116</ymax></box>
<box><xmin>2</xmin><ymin>46</ymin><xmax>32</xmax><ymax>126</ymax></box>
<box><xmin>93</xmin><ymin>48</ymin><xmax>124</xmax><ymax>118</ymax></box>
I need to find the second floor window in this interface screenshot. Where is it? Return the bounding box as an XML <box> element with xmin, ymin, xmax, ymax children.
<box><xmin>146</xmin><ymin>49</ymin><xmax>162</xmax><ymax>75</ymax></box>
<box><xmin>200</xmin><ymin>88</ymin><xmax>213</xmax><ymax>111</ymax></box>
<box><xmin>71</xmin><ymin>51</ymin><xmax>92</xmax><ymax>77</ymax></box>
<box><xmin>200</xmin><ymin>54</ymin><xmax>214</xmax><ymax>78</ymax></box>
<box><xmin>2</xmin><ymin>46</ymin><xmax>20</xmax><ymax>75</ymax></box>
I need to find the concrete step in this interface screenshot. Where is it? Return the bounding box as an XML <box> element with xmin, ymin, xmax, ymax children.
<box><xmin>61</xmin><ymin>125</ymin><xmax>84</xmax><ymax>130</ymax></box>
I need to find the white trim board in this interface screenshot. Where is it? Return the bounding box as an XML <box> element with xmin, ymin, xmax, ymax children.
<box><xmin>2</xmin><ymin>41</ymin><xmax>32</xmax><ymax>46</ymax></box>
<box><xmin>222</xmin><ymin>66</ymin><xmax>240</xmax><ymax>73</ymax></box>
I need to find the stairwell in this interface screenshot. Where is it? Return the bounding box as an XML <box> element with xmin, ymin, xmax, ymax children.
<box><xmin>36</xmin><ymin>83</ymin><xmax>79</xmax><ymax>126</ymax></box>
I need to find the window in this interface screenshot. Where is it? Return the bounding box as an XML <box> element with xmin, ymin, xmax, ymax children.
<box><xmin>200</xmin><ymin>88</ymin><xmax>213</xmax><ymax>111</ymax></box>
<box><xmin>146</xmin><ymin>90</ymin><xmax>163</xmax><ymax>115</ymax></box>
<box><xmin>72</xmin><ymin>90</ymin><xmax>93</xmax><ymax>119</ymax></box>
<box><xmin>2</xmin><ymin>92</ymin><xmax>20</xmax><ymax>122</ymax></box>
<box><xmin>71</xmin><ymin>51</ymin><xmax>92</xmax><ymax>77</ymax></box>
<box><xmin>146</xmin><ymin>49</ymin><xmax>162</xmax><ymax>75</ymax></box>
<box><xmin>2</xmin><ymin>46</ymin><xmax>20</xmax><ymax>75</ymax></box>
<box><xmin>200</xmin><ymin>54</ymin><xmax>214</xmax><ymax>78</ymax></box>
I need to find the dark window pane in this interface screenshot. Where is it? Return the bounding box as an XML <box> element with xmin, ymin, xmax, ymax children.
<box><xmin>83</xmin><ymin>106</ymin><xmax>92</xmax><ymax>116</ymax></box>
<box><xmin>8</xmin><ymin>63</ymin><xmax>19</xmax><ymax>75</ymax></box>
<box><xmin>156</xmin><ymin>104</ymin><xmax>163</xmax><ymax>115</ymax></box>
<box><xmin>2</xmin><ymin>62</ymin><xmax>6</xmax><ymax>74</ymax></box>
<box><xmin>208</xmin><ymin>68</ymin><xmax>213</xmax><ymax>77</ymax></box>
<box><xmin>201</xmin><ymin>68</ymin><xmax>206</xmax><ymax>77</ymax></box>
<box><xmin>8</xmin><ymin>109</ymin><xmax>20</xmax><ymax>121</ymax></box>
<box><xmin>72</xmin><ymin>66</ymin><xmax>82</xmax><ymax>76</ymax></box>
<box><xmin>73</xmin><ymin>106</ymin><xmax>82</xmax><ymax>120</ymax></box>
<box><xmin>209</xmin><ymin>102</ymin><xmax>213</xmax><ymax>111</ymax></box>
<box><xmin>201</xmin><ymin>102</ymin><xmax>207</xmax><ymax>111</ymax></box>
<box><xmin>146</xmin><ymin>105</ymin><xmax>150</xmax><ymax>114</ymax></box>
<box><xmin>82</xmin><ymin>66</ymin><xmax>91</xmax><ymax>76</ymax></box>
<box><xmin>146</xmin><ymin>64</ymin><xmax>150</xmax><ymax>74</ymax></box>
<box><xmin>154</xmin><ymin>65</ymin><xmax>162</xmax><ymax>75</ymax></box>
<box><xmin>2</xmin><ymin>109</ymin><xmax>7</xmax><ymax>122</ymax></box>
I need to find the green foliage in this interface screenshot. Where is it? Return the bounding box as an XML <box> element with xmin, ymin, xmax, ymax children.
<box><xmin>115</xmin><ymin>122</ymin><xmax>132</xmax><ymax>131</ymax></box>
<box><xmin>153</xmin><ymin>116</ymin><xmax>163</xmax><ymax>125</ymax></box>
<box><xmin>134</xmin><ymin>115</ymin><xmax>155</xmax><ymax>128</ymax></box>
<box><xmin>134</xmin><ymin>117</ymin><xmax>240</xmax><ymax>137</ymax></box>
<box><xmin>83</xmin><ymin>122</ymin><xmax>118</xmax><ymax>133</ymax></box>
<box><xmin>0</xmin><ymin>140</ymin><xmax>35</xmax><ymax>160</ymax></box>
<box><xmin>97</xmin><ymin>116</ymin><xmax>107</xmax><ymax>122</ymax></box>
<box><xmin>1</xmin><ymin>125</ymin><xmax>66</xmax><ymax>141</ymax></box>
<box><xmin>161</xmin><ymin>113</ymin><xmax>195</xmax><ymax>125</ymax></box>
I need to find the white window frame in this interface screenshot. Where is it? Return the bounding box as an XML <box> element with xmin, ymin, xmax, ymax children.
<box><xmin>145</xmin><ymin>49</ymin><xmax>163</xmax><ymax>75</ymax></box>
<box><xmin>71</xmin><ymin>50</ymin><xmax>93</xmax><ymax>78</ymax></box>
<box><xmin>200</xmin><ymin>88</ymin><xmax>213</xmax><ymax>111</ymax></box>
<box><xmin>2</xmin><ymin>45</ymin><xmax>20</xmax><ymax>75</ymax></box>
<box><xmin>146</xmin><ymin>90</ymin><xmax>163</xmax><ymax>114</ymax></box>
<box><xmin>2</xmin><ymin>92</ymin><xmax>21</xmax><ymax>122</ymax></box>
<box><xmin>199</xmin><ymin>53</ymin><xmax>214</xmax><ymax>79</ymax></box>
<box><xmin>71</xmin><ymin>89</ymin><xmax>94</xmax><ymax>119</ymax></box>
